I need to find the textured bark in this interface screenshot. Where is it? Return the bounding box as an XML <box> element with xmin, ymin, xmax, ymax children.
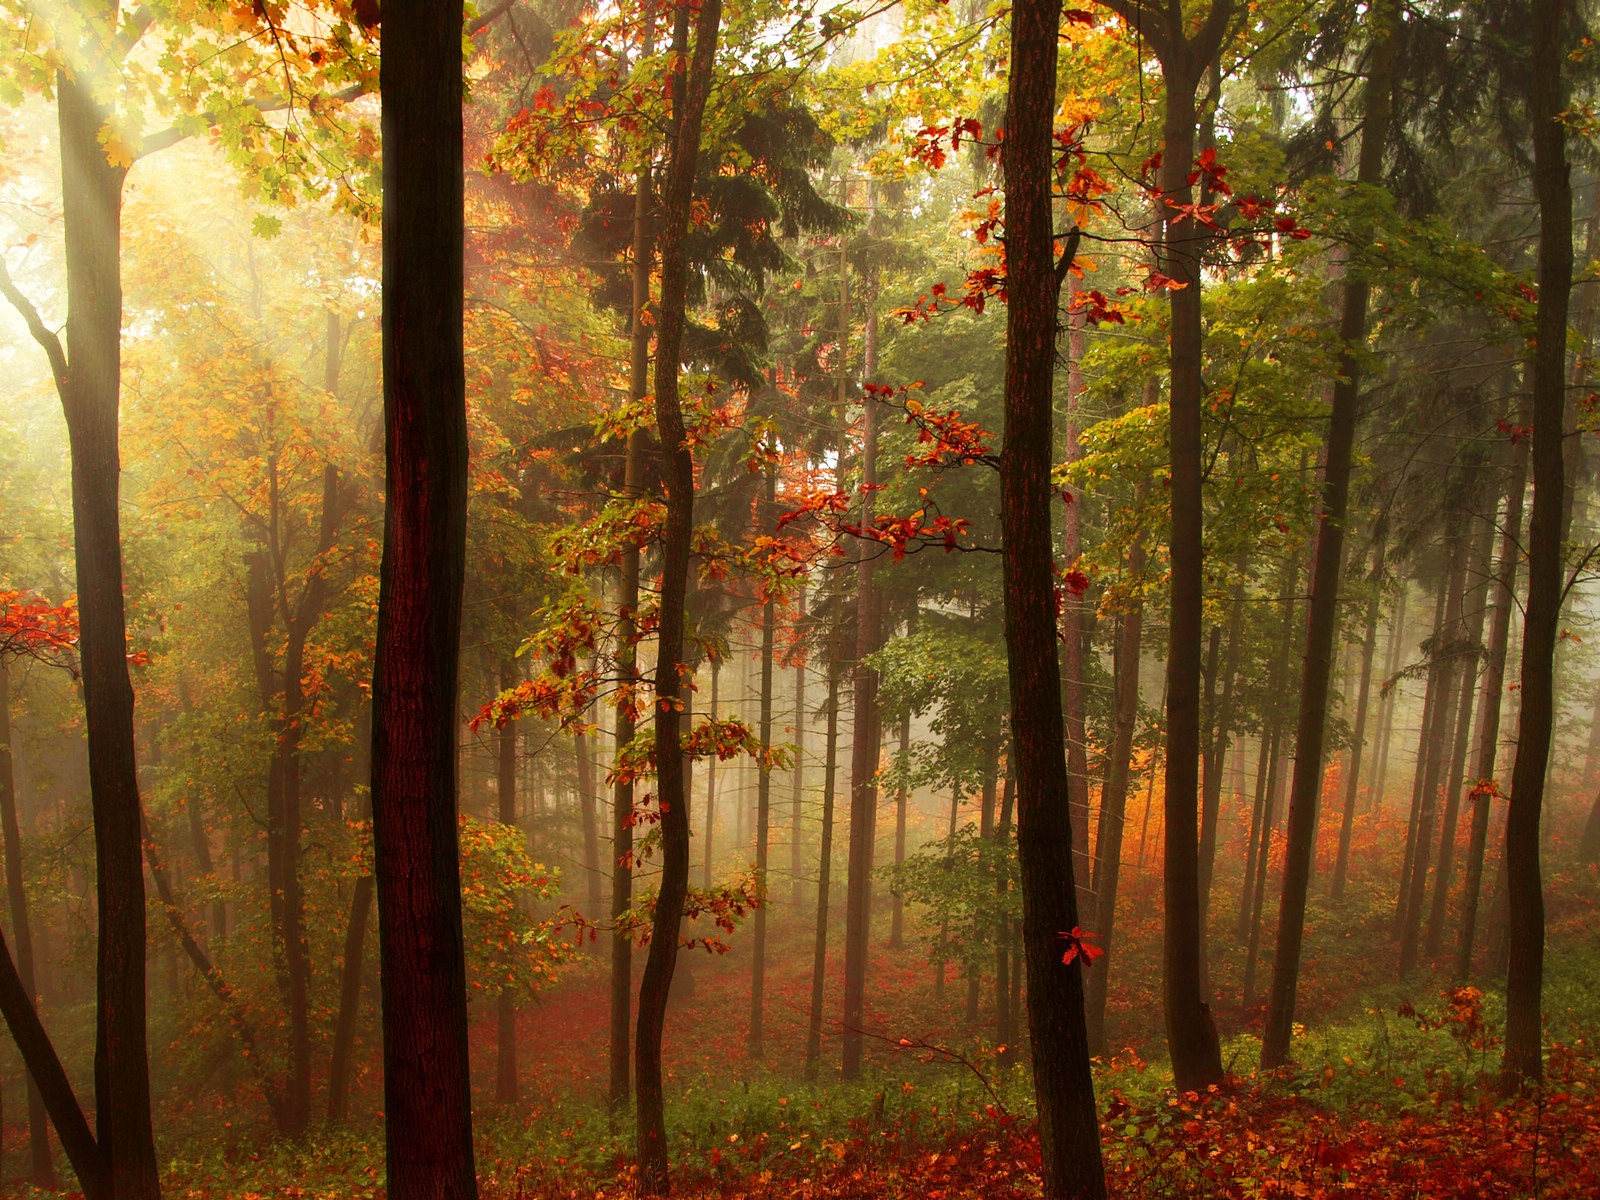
<box><xmin>803</xmin><ymin>671</ymin><xmax>841</xmax><ymax>1082</ymax></box>
<box><xmin>1502</xmin><ymin>0</ymin><xmax>1570</xmax><ymax>1086</ymax></box>
<box><xmin>1000</xmin><ymin>0</ymin><xmax>1107</xmax><ymax>1188</ymax></box>
<box><xmin>371</xmin><ymin>3</ymin><xmax>478</xmax><ymax>1194</ymax></box>
<box><xmin>1260</xmin><ymin>0</ymin><xmax>1395</xmax><ymax>1068</ymax></box>
<box><xmin>635</xmin><ymin>0</ymin><xmax>719</xmax><ymax>1187</ymax></box>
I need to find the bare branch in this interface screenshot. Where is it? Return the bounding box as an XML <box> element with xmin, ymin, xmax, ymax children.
<box><xmin>0</xmin><ymin>255</ymin><xmax>68</xmax><ymax>393</ymax></box>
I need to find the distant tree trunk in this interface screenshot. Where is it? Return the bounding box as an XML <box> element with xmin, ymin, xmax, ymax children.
<box><xmin>1333</xmin><ymin>529</ymin><xmax>1387</xmax><ymax>900</ymax></box>
<box><xmin>635</xmin><ymin>0</ymin><xmax>719</xmax><ymax>1187</ymax></box>
<box><xmin>1061</xmin><ymin>317</ymin><xmax>1093</xmax><ymax>925</ymax></box>
<box><xmin>889</xmin><ymin>704</ymin><xmax>911</xmax><ymax>951</ymax></box>
<box><xmin>0</xmin><ymin>665</ymin><xmax>52</xmax><ymax>1186</ymax></box>
<box><xmin>326</xmin><ymin>874</ymin><xmax>374</xmax><ymax>1127</ymax></box>
<box><xmin>703</xmin><ymin>657</ymin><xmax>719</xmax><ymax>888</ymax></box>
<box><xmin>1502</xmin><ymin>0</ymin><xmax>1570</xmax><ymax>1086</ymax></box>
<box><xmin>1368</xmin><ymin>586</ymin><xmax>1408</xmax><ymax>813</ymax></box>
<box><xmin>1086</xmin><ymin>569</ymin><xmax>1144</xmax><ymax>1056</ymax></box>
<box><xmin>496</xmin><ymin>659</ymin><xmax>520</xmax><ymax>1104</ymax></box>
<box><xmin>370</xmin><ymin>3</ymin><xmax>477</xmax><ymax>1195</ymax></box>
<box><xmin>840</xmin><ymin>347</ymin><xmax>883</xmax><ymax>1082</ymax></box>
<box><xmin>1397</xmin><ymin>578</ymin><xmax>1448</xmax><ymax>927</ymax></box>
<box><xmin>995</xmin><ymin>762</ymin><xmax>1016</xmax><ymax>1059</ymax></box>
<box><xmin>1260</xmin><ymin>0</ymin><xmax>1395</xmax><ymax>1069</ymax></box>
<box><xmin>935</xmin><ymin>782</ymin><xmax>959</xmax><ymax>1000</ymax></box>
<box><xmin>1399</xmin><ymin>535</ymin><xmax>1467</xmax><ymax>978</ymax></box>
<box><xmin>1199</xmin><ymin>575</ymin><xmax>1244</xmax><ymax>916</ymax></box>
<box><xmin>968</xmin><ymin>740</ymin><xmax>1001</xmax><ymax>1025</ymax></box>
<box><xmin>1001</xmin><ymin>0</ymin><xmax>1107</xmax><ymax>1187</ymax></box>
<box><xmin>749</xmin><ymin>466</ymin><xmax>777</xmax><ymax>1057</ymax></box>
<box><xmin>1426</xmin><ymin>505</ymin><xmax>1495</xmax><ymax>957</ymax></box>
<box><xmin>803</xmin><ymin>670</ymin><xmax>841</xmax><ymax>1081</ymax></box>
<box><xmin>790</xmin><ymin>591</ymin><xmax>807</xmax><ymax>909</ymax></box>
<box><xmin>575</xmin><ymin>714</ymin><xmax>603</xmax><ymax>916</ymax></box>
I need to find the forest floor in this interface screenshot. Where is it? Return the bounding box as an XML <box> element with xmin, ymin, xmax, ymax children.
<box><xmin>5</xmin><ymin>822</ymin><xmax>1600</xmax><ymax>1199</ymax></box>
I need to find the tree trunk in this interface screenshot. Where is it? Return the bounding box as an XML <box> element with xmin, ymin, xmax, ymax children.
<box><xmin>889</xmin><ymin>706</ymin><xmax>911</xmax><ymax>951</ymax></box>
<box><xmin>1502</xmin><ymin>0</ymin><xmax>1570</xmax><ymax>1086</ymax></box>
<box><xmin>326</xmin><ymin>874</ymin><xmax>374</xmax><ymax>1127</ymax></box>
<box><xmin>748</xmin><ymin>466</ymin><xmax>777</xmax><ymax>1058</ymax></box>
<box><xmin>1396</xmin><ymin>579</ymin><xmax>1448</xmax><ymax>928</ymax></box>
<box><xmin>1332</xmin><ymin>529</ymin><xmax>1387</xmax><ymax>900</ymax></box>
<box><xmin>1086</xmin><ymin>571</ymin><xmax>1144</xmax><ymax>1057</ymax></box>
<box><xmin>1259</xmin><ymin>0</ymin><xmax>1395</xmax><ymax>1069</ymax></box>
<box><xmin>496</xmin><ymin>659</ymin><xmax>520</xmax><ymax>1104</ymax></box>
<box><xmin>635</xmin><ymin>0</ymin><xmax>720</xmax><ymax>1187</ymax></box>
<box><xmin>370</xmin><ymin>4</ymin><xmax>478</xmax><ymax>1194</ymax></box>
<box><xmin>1425</xmin><ymin>503</ymin><xmax>1496</xmax><ymax>957</ymax></box>
<box><xmin>1000</xmin><ymin>0</ymin><xmax>1107</xmax><ymax>1188</ymax></box>
<box><xmin>1368</xmin><ymin>586</ymin><xmax>1408</xmax><ymax>813</ymax></box>
<box><xmin>55</xmin><ymin>62</ymin><xmax>162</xmax><ymax>1200</ymax></box>
<box><xmin>702</xmin><ymin>657</ymin><xmax>719</xmax><ymax>888</ymax></box>
<box><xmin>803</xmin><ymin>671</ymin><xmax>841</xmax><ymax>1081</ymax></box>
<box><xmin>790</xmin><ymin>592</ymin><xmax>807</xmax><ymax>909</ymax></box>
<box><xmin>0</xmin><ymin>664</ymin><xmax>53</xmax><ymax>1186</ymax></box>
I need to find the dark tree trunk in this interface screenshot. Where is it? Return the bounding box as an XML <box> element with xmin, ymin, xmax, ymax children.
<box><xmin>790</xmin><ymin>591</ymin><xmax>807</xmax><ymax>910</ymax></box>
<box><xmin>326</xmin><ymin>874</ymin><xmax>374</xmax><ymax>1128</ymax></box>
<box><xmin>1502</xmin><ymin>0</ymin><xmax>1570</xmax><ymax>1086</ymax></box>
<box><xmin>371</xmin><ymin>3</ymin><xmax>478</xmax><ymax>1194</ymax></box>
<box><xmin>0</xmin><ymin>664</ymin><xmax>53</xmax><ymax>1186</ymax></box>
<box><xmin>1000</xmin><ymin>0</ymin><xmax>1107</xmax><ymax>1189</ymax></box>
<box><xmin>1333</xmin><ymin>529</ymin><xmax>1387</xmax><ymax>900</ymax></box>
<box><xmin>1259</xmin><ymin>0</ymin><xmax>1395</xmax><ymax>1068</ymax></box>
<box><xmin>634</xmin><ymin>0</ymin><xmax>720</xmax><ymax>1187</ymax></box>
<box><xmin>803</xmin><ymin>671</ymin><xmax>841</xmax><ymax>1082</ymax></box>
<box><xmin>610</xmin><ymin>74</ymin><xmax>655</xmax><ymax>1106</ymax></box>
<box><xmin>55</xmin><ymin>62</ymin><xmax>162</xmax><ymax>1200</ymax></box>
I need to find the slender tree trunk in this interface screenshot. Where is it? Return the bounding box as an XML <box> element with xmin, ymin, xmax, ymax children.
<box><xmin>635</xmin><ymin>0</ymin><xmax>720</xmax><ymax>1187</ymax></box>
<box><xmin>1425</xmin><ymin>504</ymin><xmax>1496</xmax><ymax>957</ymax></box>
<box><xmin>790</xmin><ymin>592</ymin><xmax>807</xmax><ymax>909</ymax></box>
<box><xmin>803</xmin><ymin>672</ymin><xmax>841</xmax><ymax>1081</ymax></box>
<box><xmin>496</xmin><ymin>659</ymin><xmax>520</xmax><ymax>1104</ymax></box>
<box><xmin>371</xmin><ymin>4</ymin><xmax>477</xmax><ymax>1194</ymax></box>
<box><xmin>1086</xmin><ymin>571</ymin><xmax>1144</xmax><ymax>1056</ymax></box>
<box><xmin>1368</xmin><ymin>586</ymin><xmax>1408</xmax><ymax>813</ymax></box>
<box><xmin>703</xmin><ymin>658</ymin><xmax>719</xmax><ymax>888</ymax></box>
<box><xmin>0</xmin><ymin>664</ymin><xmax>52</xmax><ymax>1186</ymax></box>
<box><xmin>1397</xmin><ymin>580</ymin><xmax>1448</xmax><ymax>926</ymax></box>
<box><xmin>1260</xmin><ymin>0</ymin><xmax>1395</xmax><ymax>1068</ymax></box>
<box><xmin>889</xmin><ymin>699</ymin><xmax>912</xmax><ymax>949</ymax></box>
<box><xmin>1001</xmin><ymin>0</ymin><xmax>1107</xmax><ymax>1187</ymax></box>
<box><xmin>840</xmin><ymin>325</ymin><xmax>883</xmax><ymax>1082</ymax></box>
<box><xmin>1502</xmin><ymin>0</ymin><xmax>1570</xmax><ymax>1085</ymax></box>
<box><xmin>968</xmin><ymin>741</ymin><xmax>1001</xmax><ymax>1025</ymax></box>
<box><xmin>1333</xmin><ymin>529</ymin><xmax>1387</xmax><ymax>900</ymax></box>
<box><xmin>1399</xmin><ymin>539</ymin><xmax>1468</xmax><ymax>977</ymax></box>
<box><xmin>610</xmin><ymin>58</ymin><xmax>655</xmax><ymax>1105</ymax></box>
<box><xmin>326</xmin><ymin>874</ymin><xmax>374</xmax><ymax>1127</ymax></box>
<box><xmin>749</xmin><ymin>467</ymin><xmax>777</xmax><ymax>1057</ymax></box>
<box><xmin>995</xmin><ymin>763</ymin><xmax>1015</xmax><ymax>1058</ymax></box>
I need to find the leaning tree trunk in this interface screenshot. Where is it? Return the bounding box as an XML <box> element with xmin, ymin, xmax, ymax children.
<box><xmin>999</xmin><ymin>0</ymin><xmax>1107</xmax><ymax>1190</ymax></box>
<box><xmin>634</xmin><ymin>0</ymin><xmax>720</xmax><ymax>1189</ymax></box>
<box><xmin>370</xmin><ymin>3</ymin><xmax>478</xmax><ymax>1196</ymax></box>
<box><xmin>1502</xmin><ymin>0</ymin><xmax>1570</xmax><ymax>1087</ymax></box>
<box><xmin>1260</xmin><ymin>0</ymin><xmax>1396</xmax><ymax>1069</ymax></box>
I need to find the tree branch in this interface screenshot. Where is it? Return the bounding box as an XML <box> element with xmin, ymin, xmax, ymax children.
<box><xmin>134</xmin><ymin>82</ymin><xmax>369</xmax><ymax>161</ymax></box>
<box><xmin>0</xmin><ymin>256</ymin><xmax>68</xmax><ymax>393</ymax></box>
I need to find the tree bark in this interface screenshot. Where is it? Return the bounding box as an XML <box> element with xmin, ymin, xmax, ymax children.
<box><xmin>635</xmin><ymin>0</ymin><xmax>720</xmax><ymax>1187</ymax></box>
<box><xmin>1260</xmin><ymin>0</ymin><xmax>1396</xmax><ymax>1069</ymax></box>
<box><xmin>1000</xmin><ymin>0</ymin><xmax>1107</xmax><ymax>1189</ymax></box>
<box><xmin>371</xmin><ymin>2</ymin><xmax>478</xmax><ymax>1193</ymax></box>
<box><xmin>1502</xmin><ymin>0</ymin><xmax>1570</xmax><ymax>1086</ymax></box>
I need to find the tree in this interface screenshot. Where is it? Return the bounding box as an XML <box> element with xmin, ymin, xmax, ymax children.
<box><xmin>369</xmin><ymin>1</ymin><xmax>478</xmax><ymax>1196</ymax></box>
<box><xmin>1501</xmin><ymin>0</ymin><xmax>1571</xmax><ymax>1089</ymax></box>
<box><xmin>635</xmin><ymin>0</ymin><xmax>722</xmax><ymax>1190</ymax></box>
<box><xmin>999</xmin><ymin>0</ymin><xmax>1105</xmax><ymax>1191</ymax></box>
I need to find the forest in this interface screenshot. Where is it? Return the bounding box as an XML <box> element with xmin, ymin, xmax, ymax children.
<box><xmin>0</xmin><ymin>0</ymin><xmax>1597</xmax><ymax>1197</ymax></box>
